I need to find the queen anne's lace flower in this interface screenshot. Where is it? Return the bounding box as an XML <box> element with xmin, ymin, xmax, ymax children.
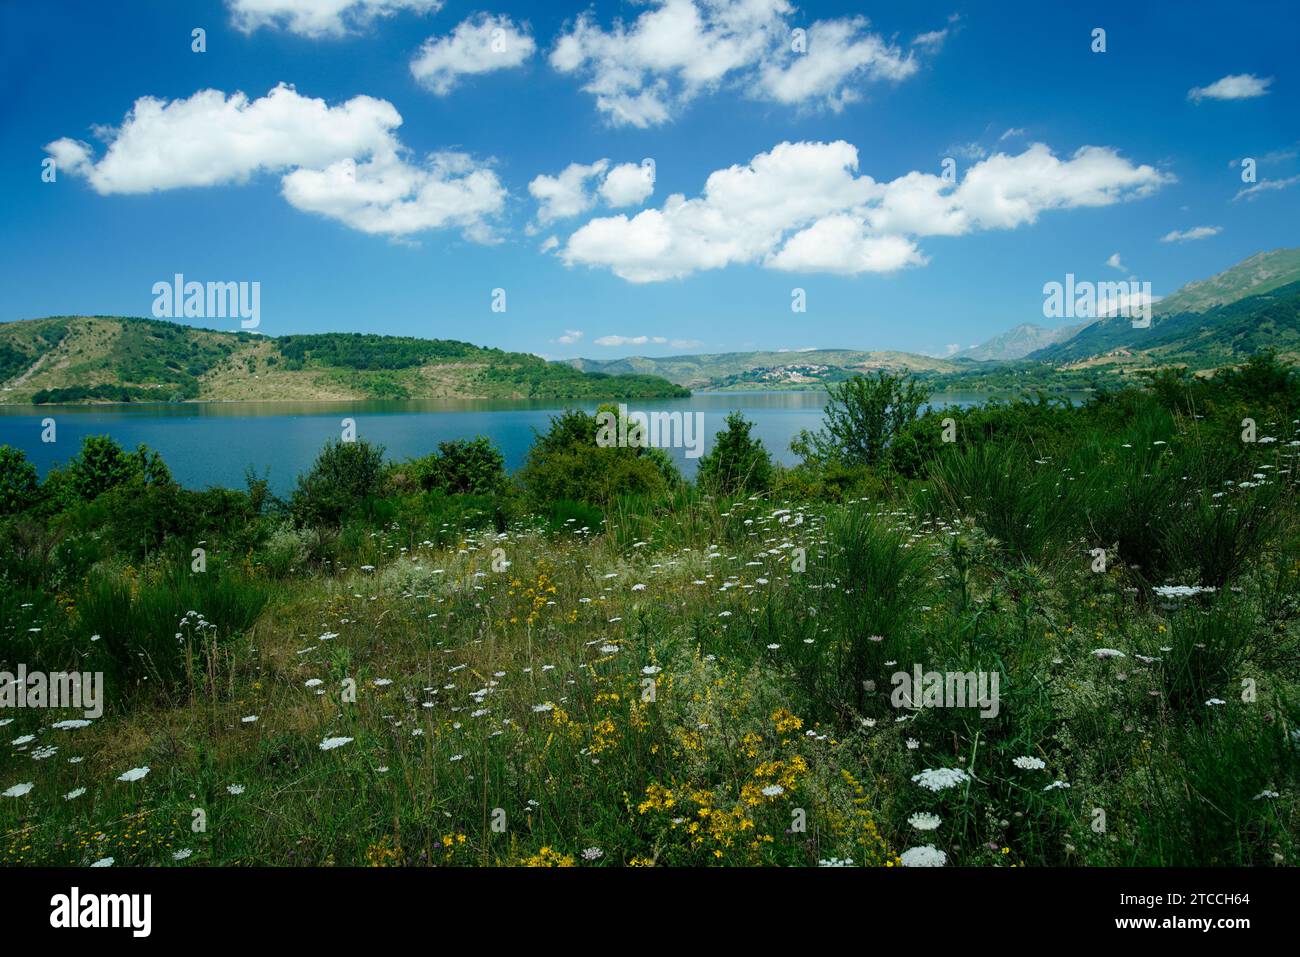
<box><xmin>908</xmin><ymin>812</ymin><xmax>942</xmax><ymax>831</ymax></box>
<box><xmin>911</xmin><ymin>767</ymin><xmax>970</xmax><ymax>792</ymax></box>
<box><xmin>900</xmin><ymin>844</ymin><xmax>947</xmax><ymax>867</ymax></box>
<box><xmin>1013</xmin><ymin>756</ymin><xmax>1046</xmax><ymax>770</ymax></box>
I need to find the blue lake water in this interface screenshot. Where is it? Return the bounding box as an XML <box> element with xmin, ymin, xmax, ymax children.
<box><xmin>0</xmin><ymin>391</ymin><xmax>1026</xmax><ymax>494</ymax></box>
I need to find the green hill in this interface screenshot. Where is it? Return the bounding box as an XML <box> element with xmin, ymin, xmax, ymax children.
<box><xmin>0</xmin><ymin>316</ymin><xmax>689</xmax><ymax>404</ymax></box>
<box><xmin>1030</xmin><ymin>248</ymin><xmax>1300</xmax><ymax>367</ymax></box>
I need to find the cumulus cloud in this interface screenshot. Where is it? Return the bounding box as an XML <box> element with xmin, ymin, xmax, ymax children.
<box><xmin>599</xmin><ymin>161</ymin><xmax>656</xmax><ymax>207</ymax></box>
<box><xmin>529</xmin><ymin>160</ymin><xmax>610</xmax><ymax>225</ymax></box>
<box><xmin>553</xmin><ymin>329</ymin><xmax>583</xmax><ymax>344</ymax></box>
<box><xmin>1160</xmin><ymin>225</ymin><xmax>1221</xmax><ymax>242</ymax></box>
<box><xmin>410</xmin><ymin>14</ymin><xmax>536</xmax><ymax>95</ymax></box>
<box><xmin>282</xmin><ymin>148</ymin><xmax>505</xmax><ymax>238</ymax></box>
<box><xmin>560</xmin><ymin>139</ymin><xmax>1172</xmax><ymax>282</ymax></box>
<box><xmin>550</xmin><ymin>0</ymin><xmax>926</xmax><ymax>127</ymax></box>
<box><xmin>1188</xmin><ymin>73</ymin><xmax>1272</xmax><ymax>102</ymax></box>
<box><xmin>226</xmin><ymin>0</ymin><xmax>441</xmax><ymax>37</ymax></box>
<box><xmin>529</xmin><ymin>158</ymin><xmax>655</xmax><ymax>225</ymax></box>
<box><xmin>45</xmin><ymin>84</ymin><xmax>504</xmax><ymax>240</ymax></box>
<box><xmin>758</xmin><ymin>16</ymin><xmax>917</xmax><ymax>111</ymax></box>
<box><xmin>767</xmin><ymin>218</ymin><xmax>926</xmax><ymax>275</ymax></box>
<box><xmin>1106</xmin><ymin>252</ymin><xmax>1126</xmax><ymax>271</ymax></box>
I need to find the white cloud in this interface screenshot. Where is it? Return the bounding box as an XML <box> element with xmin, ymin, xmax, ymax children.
<box><xmin>282</xmin><ymin>148</ymin><xmax>505</xmax><ymax>238</ymax></box>
<box><xmin>1188</xmin><ymin>73</ymin><xmax>1272</xmax><ymax>102</ymax></box>
<box><xmin>595</xmin><ymin>335</ymin><xmax>658</xmax><ymax>346</ymax></box>
<box><xmin>553</xmin><ymin>329</ymin><xmax>583</xmax><ymax>344</ymax></box>
<box><xmin>999</xmin><ymin>127</ymin><xmax>1025</xmax><ymax>141</ymax></box>
<box><xmin>550</xmin><ymin>1</ymin><xmax>924</xmax><ymax>127</ymax></box>
<box><xmin>410</xmin><ymin>14</ymin><xmax>536</xmax><ymax>95</ymax></box>
<box><xmin>594</xmin><ymin>334</ymin><xmax>699</xmax><ymax>348</ymax></box>
<box><xmin>561</xmin><ymin>140</ymin><xmax>1172</xmax><ymax>282</ymax></box>
<box><xmin>758</xmin><ymin>16</ymin><xmax>917</xmax><ymax>112</ymax></box>
<box><xmin>945</xmin><ymin>142</ymin><xmax>987</xmax><ymax>161</ymax></box>
<box><xmin>599</xmin><ymin>162</ymin><xmax>656</xmax><ymax>207</ymax></box>
<box><xmin>912</xmin><ymin>29</ymin><xmax>948</xmax><ymax>49</ymax></box>
<box><xmin>767</xmin><ymin>217</ymin><xmax>926</xmax><ymax>275</ymax></box>
<box><xmin>46</xmin><ymin>84</ymin><xmax>504</xmax><ymax>240</ymax></box>
<box><xmin>1106</xmin><ymin>252</ymin><xmax>1126</xmax><ymax>271</ymax></box>
<box><xmin>1160</xmin><ymin>225</ymin><xmax>1221</xmax><ymax>242</ymax></box>
<box><xmin>227</xmin><ymin>0</ymin><xmax>441</xmax><ymax>38</ymax></box>
<box><xmin>1234</xmin><ymin>174</ymin><xmax>1300</xmax><ymax>202</ymax></box>
<box><xmin>529</xmin><ymin>160</ymin><xmax>610</xmax><ymax>224</ymax></box>
<box><xmin>530</xmin><ymin>158</ymin><xmax>656</xmax><ymax>224</ymax></box>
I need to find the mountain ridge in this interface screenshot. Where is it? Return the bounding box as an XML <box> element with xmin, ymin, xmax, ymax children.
<box><xmin>0</xmin><ymin>316</ymin><xmax>689</xmax><ymax>404</ymax></box>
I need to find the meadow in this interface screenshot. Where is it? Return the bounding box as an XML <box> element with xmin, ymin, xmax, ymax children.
<box><xmin>1</xmin><ymin>355</ymin><xmax>1297</xmax><ymax>867</ymax></box>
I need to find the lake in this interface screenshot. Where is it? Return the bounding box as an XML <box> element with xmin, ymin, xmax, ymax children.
<box><xmin>0</xmin><ymin>391</ymin><xmax>1034</xmax><ymax>494</ymax></box>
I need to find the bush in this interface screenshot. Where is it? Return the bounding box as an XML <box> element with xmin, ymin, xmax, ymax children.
<box><xmin>0</xmin><ymin>445</ymin><xmax>39</xmax><ymax>515</ymax></box>
<box><xmin>406</xmin><ymin>437</ymin><xmax>506</xmax><ymax>495</ymax></box>
<box><xmin>290</xmin><ymin>439</ymin><xmax>386</xmax><ymax>527</ymax></box>
<box><xmin>792</xmin><ymin>371</ymin><xmax>929</xmax><ymax>469</ymax></box>
<box><xmin>790</xmin><ymin>507</ymin><xmax>930</xmax><ymax>717</ymax></box>
<box><xmin>75</xmin><ymin>566</ymin><xmax>269</xmax><ymax>699</ymax></box>
<box><xmin>697</xmin><ymin>412</ymin><xmax>772</xmax><ymax>496</ymax></box>
<box><xmin>519</xmin><ymin>409</ymin><xmax>677</xmax><ymax>507</ymax></box>
<box><xmin>67</xmin><ymin>435</ymin><xmax>139</xmax><ymax>501</ymax></box>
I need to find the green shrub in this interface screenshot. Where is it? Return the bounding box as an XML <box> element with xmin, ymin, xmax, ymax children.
<box><xmin>406</xmin><ymin>437</ymin><xmax>506</xmax><ymax>495</ymax></box>
<box><xmin>290</xmin><ymin>439</ymin><xmax>386</xmax><ymax>527</ymax></box>
<box><xmin>519</xmin><ymin>409</ymin><xmax>677</xmax><ymax>507</ymax></box>
<box><xmin>792</xmin><ymin>371</ymin><xmax>929</xmax><ymax>469</ymax></box>
<box><xmin>74</xmin><ymin>565</ymin><xmax>269</xmax><ymax>699</ymax></box>
<box><xmin>697</xmin><ymin>412</ymin><xmax>772</xmax><ymax>495</ymax></box>
<box><xmin>0</xmin><ymin>445</ymin><xmax>39</xmax><ymax>515</ymax></box>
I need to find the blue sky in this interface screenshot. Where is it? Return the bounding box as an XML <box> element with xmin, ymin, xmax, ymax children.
<box><xmin>0</xmin><ymin>0</ymin><xmax>1296</xmax><ymax>359</ymax></box>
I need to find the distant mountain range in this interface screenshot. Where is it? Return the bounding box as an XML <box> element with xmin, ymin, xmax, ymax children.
<box><xmin>564</xmin><ymin>349</ymin><xmax>961</xmax><ymax>391</ymax></box>
<box><xmin>1026</xmin><ymin>248</ymin><xmax>1300</xmax><ymax>368</ymax></box>
<box><xmin>3</xmin><ymin>249</ymin><xmax>1297</xmax><ymax>405</ymax></box>
<box><xmin>562</xmin><ymin>247</ymin><xmax>1300</xmax><ymax>391</ymax></box>
<box><xmin>0</xmin><ymin>318</ymin><xmax>688</xmax><ymax>404</ymax></box>
<box><xmin>953</xmin><ymin>321</ymin><xmax>1091</xmax><ymax>361</ymax></box>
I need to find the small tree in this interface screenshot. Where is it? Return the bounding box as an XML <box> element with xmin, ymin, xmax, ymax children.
<box><xmin>413</xmin><ymin>437</ymin><xmax>506</xmax><ymax>495</ymax></box>
<box><xmin>697</xmin><ymin>412</ymin><xmax>772</xmax><ymax>495</ymax></box>
<box><xmin>519</xmin><ymin>409</ymin><xmax>677</xmax><ymax>506</ymax></box>
<box><xmin>0</xmin><ymin>445</ymin><xmax>39</xmax><ymax>515</ymax></box>
<box><xmin>792</xmin><ymin>371</ymin><xmax>930</xmax><ymax>469</ymax></box>
<box><xmin>290</xmin><ymin>439</ymin><xmax>386</xmax><ymax>527</ymax></box>
<box><xmin>69</xmin><ymin>435</ymin><xmax>137</xmax><ymax>500</ymax></box>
